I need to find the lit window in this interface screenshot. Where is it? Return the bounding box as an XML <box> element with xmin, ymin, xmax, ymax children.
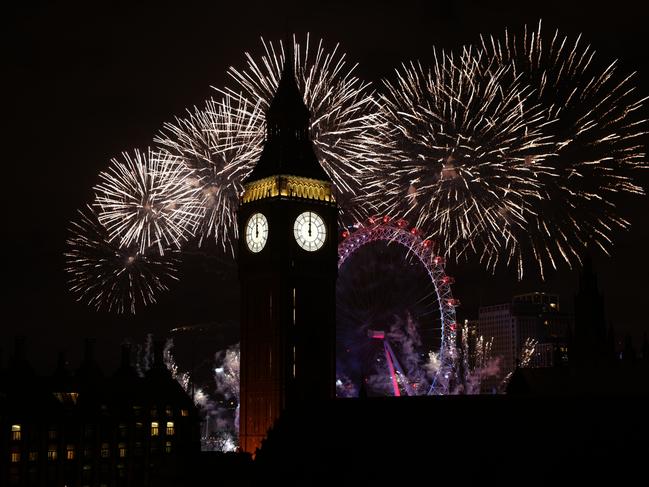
<box><xmin>150</xmin><ymin>422</ymin><xmax>159</xmax><ymax>437</ymax></box>
<box><xmin>180</xmin><ymin>409</ymin><xmax>189</xmax><ymax>417</ymax></box>
<box><xmin>100</xmin><ymin>443</ymin><xmax>109</xmax><ymax>458</ymax></box>
<box><xmin>66</xmin><ymin>445</ymin><xmax>75</xmax><ymax>460</ymax></box>
<box><xmin>28</xmin><ymin>451</ymin><xmax>38</xmax><ymax>462</ymax></box>
<box><xmin>118</xmin><ymin>443</ymin><xmax>127</xmax><ymax>458</ymax></box>
<box><xmin>11</xmin><ymin>424</ymin><xmax>21</xmax><ymax>441</ymax></box>
<box><xmin>164</xmin><ymin>441</ymin><xmax>172</xmax><ymax>454</ymax></box>
<box><xmin>166</xmin><ymin>422</ymin><xmax>175</xmax><ymax>436</ymax></box>
<box><xmin>11</xmin><ymin>451</ymin><xmax>20</xmax><ymax>463</ymax></box>
<box><xmin>47</xmin><ymin>446</ymin><xmax>57</xmax><ymax>461</ymax></box>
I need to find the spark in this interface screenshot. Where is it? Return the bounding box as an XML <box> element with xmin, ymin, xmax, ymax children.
<box><xmin>94</xmin><ymin>148</ymin><xmax>203</xmax><ymax>256</ymax></box>
<box><xmin>155</xmin><ymin>94</ymin><xmax>265</xmax><ymax>254</ymax></box>
<box><xmin>368</xmin><ymin>46</ymin><xmax>553</xmax><ymax>270</ymax></box>
<box><xmin>64</xmin><ymin>205</ymin><xmax>180</xmax><ymax>314</ymax></box>
<box><xmin>480</xmin><ymin>20</ymin><xmax>648</xmax><ymax>278</ymax></box>
<box><xmin>221</xmin><ymin>33</ymin><xmax>386</xmax><ymax>223</ymax></box>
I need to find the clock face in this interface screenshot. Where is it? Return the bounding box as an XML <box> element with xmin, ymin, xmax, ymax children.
<box><xmin>294</xmin><ymin>211</ymin><xmax>326</xmax><ymax>251</ymax></box>
<box><xmin>245</xmin><ymin>213</ymin><xmax>269</xmax><ymax>253</ymax></box>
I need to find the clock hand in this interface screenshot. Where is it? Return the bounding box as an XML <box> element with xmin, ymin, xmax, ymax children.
<box><xmin>255</xmin><ymin>219</ymin><xmax>259</xmax><ymax>239</ymax></box>
<box><xmin>308</xmin><ymin>213</ymin><xmax>312</xmax><ymax>237</ymax></box>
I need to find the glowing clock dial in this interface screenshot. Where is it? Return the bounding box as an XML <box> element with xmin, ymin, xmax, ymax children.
<box><xmin>245</xmin><ymin>212</ymin><xmax>269</xmax><ymax>253</ymax></box>
<box><xmin>294</xmin><ymin>211</ymin><xmax>326</xmax><ymax>251</ymax></box>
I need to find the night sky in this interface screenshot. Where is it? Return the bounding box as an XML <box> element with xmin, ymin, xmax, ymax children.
<box><xmin>4</xmin><ymin>0</ymin><xmax>649</xmax><ymax>372</ymax></box>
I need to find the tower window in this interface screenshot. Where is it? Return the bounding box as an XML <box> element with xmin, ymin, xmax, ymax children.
<box><xmin>180</xmin><ymin>409</ymin><xmax>189</xmax><ymax>417</ymax></box>
<box><xmin>47</xmin><ymin>446</ymin><xmax>57</xmax><ymax>461</ymax></box>
<box><xmin>11</xmin><ymin>424</ymin><xmax>21</xmax><ymax>441</ymax></box>
<box><xmin>164</xmin><ymin>441</ymin><xmax>172</xmax><ymax>454</ymax></box>
<box><xmin>150</xmin><ymin>422</ymin><xmax>159</xmax><ymax>436</ymax></box>
<box><xmin>28</xmin><ymin>451</ymin><xmax>38</xmax><ymax>462</ymax></box>
<box><xmin>10</xmin><ymin>451</ymin><xmax>20</xmax><ymax>463</ymax></box>
<box><xmin>166</xmin><ymin>421</ymin><xmax>175</xmax><ymax>436</ymax></box>
<box><xmin>118</xmin><ymin>443</ymin><xmax>127</xmax><ymax>458</ymax></box>
<box><xmin>66</xmin><ymin>445</ymin><xmax>75</xmax><ymax>460</ymax></box>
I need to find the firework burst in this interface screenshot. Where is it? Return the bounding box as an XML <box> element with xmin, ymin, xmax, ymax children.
<box><xmin>155</xmin><ymin>94</ymin><xmax>265</xmax><ymax>253</ymax></box>
<box><xmin>370</xmin><ymin>47</ymin><xmax>553</xmax><ymax>269</ymax></box>
<box><xmin>222</xmin><ymin>33</ymin><xmax>386</xmax><ymax>221</ymax></box>
<box><xmin>94</xmin><ymin>148</ymin><xmax>203</xmax><ymax>255</ymax></box>
<box><xmin>480</xmin><ymin>21</ymin><xmax>648</xmax><ymax>278</ymax></box>
<box><xmin>64</xmin><ymin>205</ymin><xmax>180</xmax><ymax>314</ymax></box>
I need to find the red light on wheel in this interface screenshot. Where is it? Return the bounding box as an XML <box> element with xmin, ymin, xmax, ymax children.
<box><xmin>449</xmin><ymin>323</ymin><xmax>457</xmax><ymax>332</ymax></box>
<box><xmin>397</xmin><ymin>219</ymin><xmax>408</xmax><ymax>228</ymax></box>
<box><xmin>341</xmin><ymin>230</ymin><xmax>350</xmax><ymax>239</ymax></box>
<box><xmin>382</xmin><ymin>215</ymin><xmax>391</xmax><ymax>223</ymax></box>
<box><xmin>422</xmin><ymin>239</ymin><xmax>432</xmax><ymax>248</ymax></box>
<box><xmin>441</xmin><ymin>275</ymin><xmax>455</xmax><ymax>285</ymax></box>
<box><xmin>410</xmin><ymin>227</ymin><xmax>418</xmax><ymax>235</ymax></box>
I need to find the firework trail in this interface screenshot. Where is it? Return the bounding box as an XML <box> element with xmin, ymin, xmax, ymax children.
<box><xmin>94</xmin><ymin>148</ymin><xmax>203</xmax><ymax>256</ymax></box>
<box><xmin>454</xmin><ymin>322</ymin><xmax>500</xmax><ymax>394</ymax></box>
<box><xmin>64</xmin><ymin>206</ymin><xmax>180</xmax><ymax>314</ymax></box>
<box><xmin>213</xmin><ymin>343</ymin><xmax>240</xmax><ymax>449</ymax></box>
<box><xmin>221</xmin><ymin>33</ymin><xmax>387</xmax><ymax>222</ymax></box>
<box><xmin>370</xmin><ymin>47</ymin><xmax>553</xmax><ymax>270</ymax></box>
<box><xmin>480</xmin><ymin>20</ymin><xmax>648</xmax><ymax>278</ymax></box>
<box><xmin>500</xmin><ymin>337</ymin><xmax>538</xmax><ymax>390</ymax></box>
<box><xmin>155</xmin><ymin>95</ymin><xmax>265</xmax><ymax>253</ymax></box>
<box><xmin>214</xmin><ymin>343</ymin><xmax>240</xmax><ymax>407</ymax></box>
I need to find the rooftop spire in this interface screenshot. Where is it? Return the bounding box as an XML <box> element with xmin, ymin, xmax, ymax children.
<box><xmin>243</xmin><ymin>35</ymin><xmax>329</xmax><ymax>184</ymax></box>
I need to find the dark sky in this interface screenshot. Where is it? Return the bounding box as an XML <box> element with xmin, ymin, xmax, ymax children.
<box><xmin>4</xmin><ymin>0</ymin><xmax>649</xmax><ymax>372</ymax></box>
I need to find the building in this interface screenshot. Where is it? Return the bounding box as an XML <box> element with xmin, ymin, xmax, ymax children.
<box><xmin>237</xmin><ymin>47</ymin><xmax>338</xmax><ymax>453</ymax></box>
<box><xmin>572</xmin><ymin>256</ymin><xmax>612</xmax><ymax>366</ymax></box>
<box><xmin>0</xmin><ymin>338</ymin><xmax>200</xmax><ymax>487</ymax></box>
<box><xmin>477</xmin><ymin>292</ymin><xmax>571</xmax><ymax>389</ymax></box>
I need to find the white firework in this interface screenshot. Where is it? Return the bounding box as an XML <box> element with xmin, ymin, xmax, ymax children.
<box><xmin>94</xmin><ymin>148</ymin><xmax>203</xmax><ymax>255</ymax></box>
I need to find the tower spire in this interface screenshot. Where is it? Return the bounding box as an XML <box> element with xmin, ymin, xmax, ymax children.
<box><xmin>243</xmin><ymin>36</ymin><xmax>329</xmax><ymax>184</ymax></box>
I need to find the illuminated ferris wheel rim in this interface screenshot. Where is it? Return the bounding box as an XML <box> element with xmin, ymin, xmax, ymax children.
<box><xmin>337</xmin><ymin>215</ymin><xmax>459</xmax><ymax>395</ymax></box>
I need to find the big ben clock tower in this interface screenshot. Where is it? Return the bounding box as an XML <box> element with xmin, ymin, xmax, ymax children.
<box><xmin>237</xmin><ymin>53</ymin><xmax>338</xmax><ymax>453</ymax></box>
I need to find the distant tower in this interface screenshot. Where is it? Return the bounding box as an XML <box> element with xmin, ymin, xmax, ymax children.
<box><xmin>237</xmin><ymin>50</ymin><xmax>338</xmax><ymax>453</ymax></box>
<box><xmin>572</xmin><ymin>256</ymin><xmax>608</xmax><ymax>366</ymax></box>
